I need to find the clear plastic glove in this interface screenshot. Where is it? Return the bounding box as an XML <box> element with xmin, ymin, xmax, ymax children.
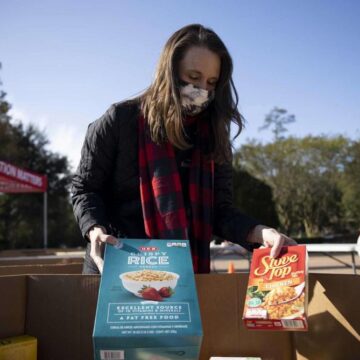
<box><xmin>88</xmin><ymin>226</ymin><xmax>119</xmax><ymax>274</ymax></box>
<box><xmin>247</xmin><ymin>225</ymin><xmax>297</xmax><ymax>258</ymax></box>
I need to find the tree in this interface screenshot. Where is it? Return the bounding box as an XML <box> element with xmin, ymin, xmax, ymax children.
<box><xmin>235</xmin><ymin>135</ymin><xmax>350</xmax><ymax>237</ymax></box>
<box><xmin>341</xmin><ymin>140</ymin><xmax>360</xmax><ymax>230</ymax></box>
<box><xmin>259</xmin><ymin>107</ymin><xmax>295</xmax><ymax>141</ymax></box>
<box><xmin>0</xmin><ymin>66</ymin><xmax>83</xmax><ymax>249</ymax></box>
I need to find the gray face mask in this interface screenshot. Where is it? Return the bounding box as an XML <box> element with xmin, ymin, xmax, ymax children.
<box><xmin>179</xmin><ymin>82</ymin><xmax>215</xmax><ymax>116</ymax></box>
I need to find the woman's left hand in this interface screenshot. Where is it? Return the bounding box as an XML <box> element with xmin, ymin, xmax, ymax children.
<box><xmin>248</xmin><ymin>225</ymin><xmax>297</xmax><ymax>258</ymax></box>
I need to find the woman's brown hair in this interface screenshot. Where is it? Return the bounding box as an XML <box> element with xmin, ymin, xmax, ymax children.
<box><xmin>141</xmin><ymin>23</ymin><xmax>244</xmax><ymax>163</ymax></box>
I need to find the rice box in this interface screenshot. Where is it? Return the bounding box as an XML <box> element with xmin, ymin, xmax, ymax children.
<box><xmin>243</xmin><ymin>245</ymin><xmax>308</xmax><ymax>331</ymax></box>
<box><xmin>93</xmin><ymin>239</ymin><xmax>203</xmax><ymax>360</ymax></box>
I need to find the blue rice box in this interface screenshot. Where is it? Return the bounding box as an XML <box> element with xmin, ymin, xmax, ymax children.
<box><xmin>93</xmin><ymin>239</ymin><xmax>203</xmax><ymax>360</ymax></box>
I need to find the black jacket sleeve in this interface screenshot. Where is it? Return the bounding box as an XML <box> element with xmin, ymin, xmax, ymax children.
<box><xmin>71</xmin><ymin>104</ymin><xmax>119</xmax><ymax>239</ymax></box>
<box><xmin>213</xmin><ymin>158</ymin><xmax>261</xmax><ymax>251</ymax></box>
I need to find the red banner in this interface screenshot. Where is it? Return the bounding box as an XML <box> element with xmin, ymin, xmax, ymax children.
<box><xmin>0</xmin><ymin>161</ymin><xmax>47</xmax><ymax>193</ymax></box>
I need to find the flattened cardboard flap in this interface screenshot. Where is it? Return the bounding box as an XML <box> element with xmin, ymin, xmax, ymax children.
<box><xmin>25</xmin><ymin>275</ymin><xmax>100</xmax><ymax>360</ymax></box>
<box><xmin>0</xmin><ymin>275</ymin><xmax>27</xmax><ymax>338</ymax></box>
<box><xmin>294</xmin><ymin>274</ymin><xmax>360</xmax><ymax>359</ymax></box>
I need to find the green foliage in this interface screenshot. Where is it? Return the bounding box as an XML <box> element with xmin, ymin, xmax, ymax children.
<box><xmin>0</xmin><ymin>69</ymin><xmax>83</xmax><ymax>249</ymax></box>
<box><xmin>235</xmin><ymin>135</ymin><xmax>359</xmax><ymax>237</ymax></box>
<box><xmin>341</xmin><ymin>141</ymin><xmax>360</xmax><ymax>229</ymax></box>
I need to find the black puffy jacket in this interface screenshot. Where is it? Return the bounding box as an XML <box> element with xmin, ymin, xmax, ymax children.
<box><xmin>71</xmin><ymin>99</ymin><xmax>260</xmax><ymax>251</ymax></box>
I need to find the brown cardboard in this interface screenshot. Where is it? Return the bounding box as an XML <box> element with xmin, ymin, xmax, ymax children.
<box><xmin>295</xmin><ymin>274</ymin><xmax>360</xmax><ymax>360</ymax></box>
<box><xmin>197</xmin><ymin>274</ymin><xmax>294</xmax><ymax>359</ymax></box>
<box><xmin>0</xmin><ymin>273</ymin><xmax>359</xmax><ymax>360</ymax></box>
<box><xmin>26</xmin><ymin>275</ymin><xmax>99</xmax><ymax>360</ymax></box>
<box><xmin>0</xmin><ymin>263</ymin><xmax>83</xmax><ymax>275</ymax></box>
<box><xmin>0</xmin><ymin>275</ymin><xmax>27</xmax><ymax>338</ymax></box>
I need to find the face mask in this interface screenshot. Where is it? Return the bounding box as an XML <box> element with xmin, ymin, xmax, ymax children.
<box><xmin>179</xmin><ymin>81</ymin><xmax>215</xmax><ymax>116</ymax></box>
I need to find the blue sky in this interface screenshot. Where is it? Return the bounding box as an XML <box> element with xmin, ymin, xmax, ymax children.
<box><xmin>1</xmin><ymin>0</ymin><xmax>359</xmax><ymax>170</ymax></box>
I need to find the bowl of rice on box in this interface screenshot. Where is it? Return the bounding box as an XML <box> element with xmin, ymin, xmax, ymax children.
<box><xmin>243</xmin><ymin>245</ymin><xmax>308</xmax><ymax>331</ymax></box>
<box><xmin>93</xmin><ymin>239</ymin><xmax>202</xmax><ymax>360</ymax></box>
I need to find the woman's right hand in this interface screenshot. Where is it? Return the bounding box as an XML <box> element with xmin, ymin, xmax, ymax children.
<box><xmin>88</xmin><ymin>226</ymin><xmax>118</xmax><ymax>274</ymax></box>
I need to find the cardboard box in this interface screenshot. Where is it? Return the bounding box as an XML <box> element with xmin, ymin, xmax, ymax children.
<box><xmin>93</xmin><ymin>240</ymin><xmax>203</xmax><ymax>360</ymax></box>
<box><xmin>0</xmin><ymin>273</ymin><xmax>359</xmax><ymax>359</ymax></box>
<box><xmin>0</xmin><ymin>335</ymin><xmax>37</xmax><ymax>360</ymax></box>
<box><xmin>0</xmin><ymin>263</ymin><xmax>83</xmax><ymax>276</ymax></box>
<box><xmin>243</xmin><ymin>246</ymin><xmax>308</xmax><ymax>331</ymax></box>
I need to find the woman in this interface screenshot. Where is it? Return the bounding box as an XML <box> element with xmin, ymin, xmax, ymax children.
<box><xmin>71</xmin><ymin>24</ymin><xmax>296</xmax><ymax>274</ymax></box>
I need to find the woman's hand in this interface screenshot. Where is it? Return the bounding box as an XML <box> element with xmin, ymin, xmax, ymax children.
<box><xmin>247</xmin><ymin>225</ymin><xmax>297</xmax><ymax>258</ymax></box>
<box><xmin>88</xmin><ymin>225</ymin><xmax>118</xmax><ymax>274</ymax></box>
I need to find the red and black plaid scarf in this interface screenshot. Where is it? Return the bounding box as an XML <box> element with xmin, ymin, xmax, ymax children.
<box><xmin>138</xmin><ymin>115</ymin><xmax>214</xmax><ymax>273</ymax></box>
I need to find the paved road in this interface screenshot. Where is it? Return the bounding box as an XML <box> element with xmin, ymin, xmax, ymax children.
<box><xmin>211</xmin><ymin>252</ymin><xmax>359</xmax><ymax>274</ymax></box>
<box><xmin>1</xmin><ymin>247</ymin><xmax>359</xmax><ymax>275</ymax></box>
